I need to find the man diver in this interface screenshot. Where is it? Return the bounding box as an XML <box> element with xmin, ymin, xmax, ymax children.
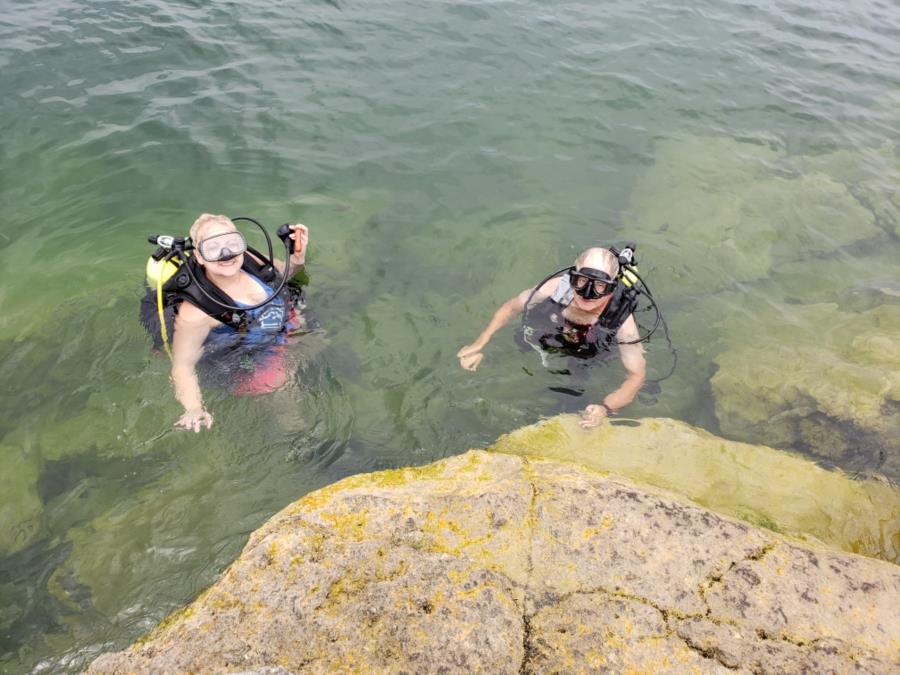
<box><xmin>457</xmin><ymin>247</ymin><xmax>646</xmax><ymax>428</ymax></box>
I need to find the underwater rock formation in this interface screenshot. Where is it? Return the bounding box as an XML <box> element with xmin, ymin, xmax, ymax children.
<box><xmin>623</xmin><ymin>136</ymin><xmax>885</xmax><ymax>298</ymax></box>
<box><xmin>88</xmin><ymin>450</ymin><xmax>900</xmax><ymax>674</ymax></box>
<box><xmin>0</xmin><ymin>445</ymin><xmax>42</xmax><ymax>554</ymax></box>
<box><xmin>711</xmin><ymin>302</ymin><xmax>900</xmax><ymax>478</ymax></box>
<box><xmin>800</xmin><ymin>142</ymin><xmax>900</xmax><ymax>239</ymax></box>
<box><xmin>623</xmin><ymin>135</ymin><xmax>900</xmax><ymax>480</ymax></box>
<box><xmin>0</xmin><ymin>295</ymin><xmax>169</xmax><ymax>557</ymax></box>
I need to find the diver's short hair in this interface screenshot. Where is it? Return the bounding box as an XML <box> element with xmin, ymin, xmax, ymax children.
<box><xmin>576</xmin><ymin>247</ymin><xmax>619</xmax><ymax>278</ymax></box>
<box><xmin>190</xmin><ymin>213</ymin><xmax>234</xmax><ymax>242</ymax></box>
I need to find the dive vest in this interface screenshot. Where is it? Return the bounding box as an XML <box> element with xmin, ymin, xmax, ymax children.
<box><xmin>140</xmin><ymin>250</ymin><xmax>290</xmax><ymax>348</ymax></box>
<box><xmin>520</xmin><ymin>278</ymin><xmax>640</xmax><ymax>359</ymax></box>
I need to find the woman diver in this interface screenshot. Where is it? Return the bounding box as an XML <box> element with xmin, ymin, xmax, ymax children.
<box><xmin>152</xmin><ymin>213</ymin><xmax>309</xmax><ymax>432</ymax></box>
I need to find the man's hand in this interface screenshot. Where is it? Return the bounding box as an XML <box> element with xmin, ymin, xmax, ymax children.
<box><xmin>176</xmin><ymin>408</ymin><xmax>214</xmax><ymax>433</ymax></box>
<box><xmin>579</xmin><ymin>404</ymin><xmax>608</xmax><ymax>429</ymax></box>
<box><xmin>457</xmin><ymin>343</ymin><xmax>485</xmax><ymax>371</ymax></box>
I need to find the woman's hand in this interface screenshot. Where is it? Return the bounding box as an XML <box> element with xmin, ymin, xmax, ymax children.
<box><xmin>579</xmin><ymin>404</ymin><xmax>609</xmax><ymax>429</ymax></box>
<box><xmin>288</xmin><ymin>224</ymin><xmax>309</xmax><ymax>266</ymax></box>
<box><xmin>457</xmin><ymin>343</ymin><xmax>485</xmax><ymax>371</ymax></box>
<box><xmin>176</xmin><ymin>408</ymin><xmax>214</xmax><ymax>433</ymax></box>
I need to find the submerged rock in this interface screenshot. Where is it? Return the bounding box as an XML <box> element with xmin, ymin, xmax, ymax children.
<box><xmin>88</xmin><ymin>450</ymin><xmax>900</xmax><ymax>674</ymax></box>
<box><xmin>799</xmin><ymin>141</ymin><xmax>900</xmax><ymax>238</ymax></box>
<box><xmin>623</xmin><ymin>136</ymin><xmax>883</xmax><ymax>297</ymax></box>
<box><xmin>620</xmin><ymin>134</ymin><xmax>900</xmax><ymax>479</ymax></box>
<box><xmin>0</xmin><ymin>444</ymin><xmax>42</xmax><ymax>555</ymax></box>
<box><xmin>711</xmin><ymin>302</ymin><xmax>900</xmax><ymax>478</ymax></box>
<box><xmin>0</xmin><ymin>295</ymin><xmax>171</xmax><ymax>557</ymax></box>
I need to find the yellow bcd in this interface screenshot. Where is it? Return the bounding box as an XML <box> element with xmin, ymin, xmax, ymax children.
<box><xmin>145</xmin><ymin>256</ymin><xmax>181</xmax><ymax>286</ymax></box>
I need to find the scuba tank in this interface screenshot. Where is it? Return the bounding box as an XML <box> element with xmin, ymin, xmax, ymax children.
<box><xmin>597</xmin><ymin>244</ymin><xmax>643</xmax><ymax>341</ymax></box>
<box><xmin>146</xmin><ymin>247</ymin><xmax>183</xmax><ymax>289</ymax></box>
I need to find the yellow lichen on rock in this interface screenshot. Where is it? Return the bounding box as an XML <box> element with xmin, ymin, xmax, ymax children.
<box><xmin>91</xmin><ymin>448</ymin><xmax>900</xmax><ymax>673</ymax></box>
<box><xmin>87</xmin><ymin>450</ymin><xmax>900</xmax><ymax>675</ymax></box>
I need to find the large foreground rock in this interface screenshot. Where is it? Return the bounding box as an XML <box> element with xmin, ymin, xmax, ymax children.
<box><xmin>88</xmin><ymin>451</ymin><xmax>900</xmax><ymax>674</ymax></box>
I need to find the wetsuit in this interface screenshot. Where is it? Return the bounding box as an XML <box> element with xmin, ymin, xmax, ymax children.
<box><xmin>518</xmin><ymin>275</ymin><xmax>623</xmax><ymax>361</ymax></box>
<box><xmin>197</xmin><ymin>274</ymin><xmax>305</xmax><ymax>394</ymax></box>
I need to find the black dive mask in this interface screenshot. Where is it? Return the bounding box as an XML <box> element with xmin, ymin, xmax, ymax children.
<box><xmin>569</xmin><ymin>267</ymin><xmax>616</xmax><ymax>300</ymax></box>
<box><xmin>197</xmin><ymin>231</ymin><xmax>248</xmax><ymax>262</ymax></box>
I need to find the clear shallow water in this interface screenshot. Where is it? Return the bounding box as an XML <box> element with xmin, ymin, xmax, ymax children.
<box><xmin>1</xmin><ymin>0</ymin><xmax>899</xmax><ymax>671</ymax></box>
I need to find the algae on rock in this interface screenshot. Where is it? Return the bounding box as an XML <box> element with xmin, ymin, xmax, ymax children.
<box><xmin>86</xmin><ymin>450</ymin><xmax>900</xmax><ymax>674</ymax></box>
<box><xmin>0</xmin><ymin>445</ymin><xmax>42</xmax><ymax>555</ymax></box>
<box><xmin>491</xmin><ymin>415</ymin><xmax>900</xmax><ymax>563</ymax></box>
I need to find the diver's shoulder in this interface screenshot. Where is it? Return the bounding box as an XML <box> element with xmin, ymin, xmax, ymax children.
<box><xmin>540</xmin><ymin>275</ymin><xmax>562</xmax><ymax>293</ymax></box>
<box><xmin>616</xmin><ymin>313</ymin><xmax>641</xmax><ymax>338</ymax></box>
<box><xmin>176</xmin><ymin>300</ymin><xmax>217</xmax><ymax>326</ymax></box>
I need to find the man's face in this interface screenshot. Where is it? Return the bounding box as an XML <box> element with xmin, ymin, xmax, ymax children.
<box><xmin>569</xmin><ymin>264</ymin><xmax>615</xmax><ymax>311</ymax></box>
<box><xmin>571</xmin><ymin>290</ymin><xmax>609</xmax><ymax>312</ymax></box>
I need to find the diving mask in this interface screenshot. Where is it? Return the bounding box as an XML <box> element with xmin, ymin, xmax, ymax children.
<box><xmin>569</xmin><ymin>267</ymin><xmax>616</xmax><ymax>300</ymax></box>
<box><xmin>197</xmin><ymin>231</ymin><xmax>247</xmax><ymax>262</ymax></box>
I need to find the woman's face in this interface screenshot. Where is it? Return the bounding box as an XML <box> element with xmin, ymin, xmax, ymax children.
<box><xmin>196</xmin><ymin>223</ymin><xmax>245</xmax><ymax>277</ymax></box>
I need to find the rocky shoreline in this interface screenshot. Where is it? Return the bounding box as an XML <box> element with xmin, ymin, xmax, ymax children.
<box><xmin>88</xmin><ymin>449</ymin><xmax>900</xmax><ymax>674</ymax></box>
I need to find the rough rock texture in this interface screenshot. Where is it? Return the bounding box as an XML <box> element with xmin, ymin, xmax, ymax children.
<box><xmin>88</xmin><ymin>451</ymin><xmax>899</xmax><ymax>674</ymax></box>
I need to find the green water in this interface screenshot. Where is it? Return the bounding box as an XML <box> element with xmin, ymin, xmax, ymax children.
<box><xmin>1</xmin><ymin>0</ymin><xmax>899</xmax><ymax>671</ymax></box>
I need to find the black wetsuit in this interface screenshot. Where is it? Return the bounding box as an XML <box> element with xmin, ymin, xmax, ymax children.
<box><xmin>517</xmin><ymin>275</ymin><xmax>631</xmax><ymax>362</ymax></box>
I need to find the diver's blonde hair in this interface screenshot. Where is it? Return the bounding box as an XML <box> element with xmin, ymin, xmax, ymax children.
<box><xmin>575</xmin><ymin>247</ymin><xmax>619</xmax><ymax>278</ymax></box>
<box><xmin>189</xmin><ymin>213</ymin><xmax>235</xmax><ymax>242</ymax></box>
